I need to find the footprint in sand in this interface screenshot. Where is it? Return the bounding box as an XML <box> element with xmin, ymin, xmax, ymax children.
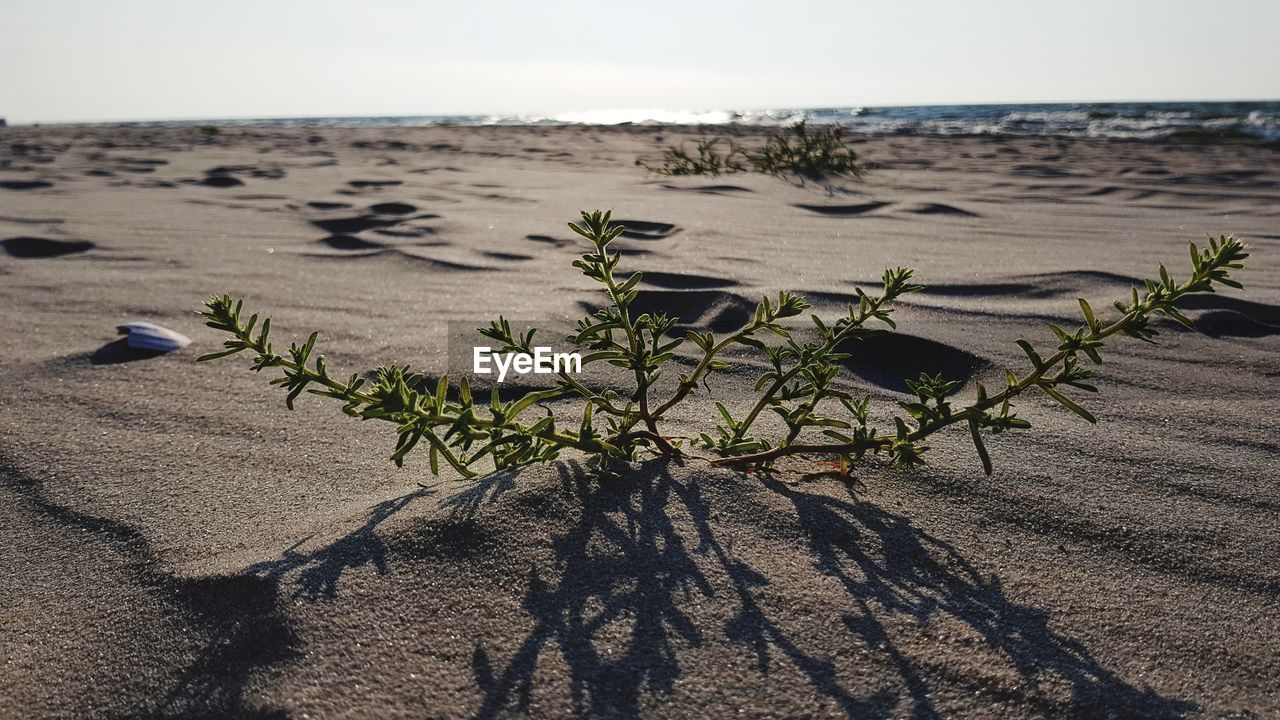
<box><xmin>209</xmin><ymin>165</ymin><xmax>285</xmax><ymax>180</ymax></box>
<box><xmin>836</xmin><ymin>334</ymin><xmax>990</xmax><ymax>391</ymax></box>
<box><xmin>525</xmin><ymin>234</ymin><xmax>576</xmax><ymax>248</ymax></box>
<box><xmin>316</xmin><ymin>235</ymin><xmax>387</xmax><ymax>251</ymax></box>
<box><xmin>585</xmin><ymin>283</ymin><xmax>753</xmax><ymax>333</ymax></box>
<box><xmin>621</xmin><ymin>271</ymin><xmax>738</xmax><ymax>290</ymax></box>
<box><xmin>2</xmin><ymin>236</ymin><xmax>95</xmax><ymax>258</ymax></box>
<box><xmin>1013</xmin><ymin>164</ymin><xmax>1083</xmax><ymax>179</ymax></box>
<box><xmin>113</xmin><ymin>158</ymin><xmax>168</xmax><ymax>174</ymax></box>
<box><xmin>794</xmin><ymin>202</ymin><xmax>891</xmax><ymax>216</ymax></box>
<box><xmin>607</xmin><ymin>219</ymin><xmax>681</xmax><ymax>241</ymax></box>
<box><xmin>901</xmin><ymin>202</ymin><xmax>981</xmax><ymax>217</ymax></box>
<box><xmin>348</xmin><ymin>179</ymin><xmax>403</xmax><ymax>189</ymax></box>
<box><xmin>482</xmin><ymin>251</ymin><xmax>534</xmax><ymax>262</ymax></box>
<box><xmin>368</xmin><ymin>202</ymin><xmax>416</xmax><ymax>215</ymax></box>
<box><xmin>1178</xmin><ymin>295</ymin><xmax>1280</xmax><ymax>338</ymax></box>
<box><xmin>196</xmin><ymin>165</ymin><xmax>285</xmax><ymax>187</ymax></box>
<box><xmin>373</xmin><ymin>226</ymin><xmax>439</xmax><ymax>238</ymax></box>
<box><xmin>311</xmin><ymin>215</ymin><xmax>402</xmax><ymax>234</ymax></box>
<box><xmin>200</xmin><ymin>175</ymin><xmax>244</xmax><ymax>188</ymax></box>
<box><xmin>845</xmin><ymin>270</ymin><xmax>1144</xmax><ymax>305</ymax></box>
<box><xmin>393</xmin><ymin>247</ymin><xmax>499</xmax><ymax>272</ymax></box>
<box><xmin>0</xmin><ymin>179</ymin><xmax>54</xmax><ymax>191</ymax></box>
<box><xmin>659</xmin><ymin>183</ymin><xmax>754</xmax><ymax>196</ymax></box>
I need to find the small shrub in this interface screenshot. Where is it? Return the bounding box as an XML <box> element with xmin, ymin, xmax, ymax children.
<box><xmin>643</xmin><ymin>121</ymin><xmax>865</xmax><ymax>179</ymax></box>
<box><xmin>639</xmin><ymin>139</ymin><xmax>748</xmax><ymax>176</ymax></box>
<box><xmin>751</xmin><ymin>121</ymin><xmax>864</xmax><ymax>179</ymax></box>
<box><xmin>200</xmin><ymin>211</ymin><xmax>1249</xmax><ymax>480</ymax></box>
<box><xmin>198</xmin><ymin>125</ymin><xmax>220</xmax><ymax>137</ymax></box>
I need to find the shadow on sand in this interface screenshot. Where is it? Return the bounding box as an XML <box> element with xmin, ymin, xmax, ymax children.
<box><xmin>3</xmin><ymin>450</ymin><xmax>1196</xmax><ymax>718</ymax></box>
<box><xmin>464</xmin><ymin>461</ymin><xmax>1195</xmax><ymax>719</ymax></box>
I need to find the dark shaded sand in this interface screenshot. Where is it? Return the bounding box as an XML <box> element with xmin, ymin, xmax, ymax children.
<box><xmin>1</xmin><ymin>125</ymin><xmax>1278</xmax><ymax>719</ymax></box>
<box><xmin>369</xmin><ymin>201</ymin><xmax>417</xmax><ymax>215</ymax></box>
<box><xmin>89</xmin><ymin>338</ymin><xmax>167</xmax><ymax>365</ymax></box>
<box><xmin>0</xmin><ymin>179</ymin><xmax>54</xmax><ymax>190</ymax></box>
<box><xmin>609</xmin><ymin>218</ymin><xmax>681</xmax><ymax>240</ymax></box>
<box><xmin>200</xmin><ymin>175</ymin><xmax>244</xmax><ymax>188</ymax></box>
<box><xmin>795</xmin><ymin>201</ymin><xmax>893</xmax><ymax>216</ymax></box>
<box><xmin>316</xmin><ymin>235</ymin><xmax>386</xmax><ymax>251</ymax></box>
<box><xmin>2</xmin><ymin>236</ymin><xmax>94</xmax><ymax>258</ymax></box>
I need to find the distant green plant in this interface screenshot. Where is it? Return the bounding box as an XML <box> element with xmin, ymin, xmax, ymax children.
<box><xmin>751</xmin><ymin>120</ymin><xmax>864</xmax><ymax>179</ymax></box>
<box><xmin>644</xmin><ymin>121</ymin><xmax>865</xmax><ymax>179</ymax></box>
<box><xmin>639</xmin><ymin>138</ymin><xmax>748</xmax><ymax>176</ymax></box>
<box><xmin>198</xmin><ymin>125</ymin><xmax>220</xmax><ymax>137</ymax></box>
<box><xmin>200</xmin><ymin>211</ymin><xmax>1249</xmax><ymax>480</ymax></box>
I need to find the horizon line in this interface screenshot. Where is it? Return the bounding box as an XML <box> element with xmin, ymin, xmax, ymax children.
<box><xmin>6</xmin><ymin>97</ymin><xmax>1279</xmax><ymax>127</ymax></box>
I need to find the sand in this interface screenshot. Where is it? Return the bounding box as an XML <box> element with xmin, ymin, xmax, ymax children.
<box><xmin>1</xmin><ymin>124</ymin><xmax>1278</xmax><ymax>718</ymax></box>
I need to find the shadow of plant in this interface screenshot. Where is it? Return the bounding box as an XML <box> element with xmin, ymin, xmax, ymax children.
<box><xmin>467</xmin><ymin>461</ymin><xmax>1196</xmax><ymax>719</ymax></box>
<box><xmin>0</xmin><ymin>451</ymin><xmax>297</xmax><ymax>719</ymax></box>
<box><xmin>470</xmin><ymin>462</ymin><xmax>712</xmax><ymax>718</ymax></box>
<box><xmin>12</xmin><ymin>448</ymin><xmax>1197</xmax><ymax>718</ymax></box>
<box><xmin>245</xmin><ymin>486</ymin><xmax>435</xmax><ymax>601</ymax></box>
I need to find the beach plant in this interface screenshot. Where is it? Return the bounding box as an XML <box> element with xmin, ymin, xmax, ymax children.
<box><xmin>644</xmin><ymin>121</ymin><xmax>865</xmax><ymax>179</ymax></box>
<box><xmin>200</xmin><ymin>210</ymin><xmax>1249</xmax><ymax>480</ymax></box>
<box><xmin>639</xmin><ymin>138</ymin><xmax>748</xmax><ymax>176</ymax></box>
<box><xmin>750</xmin><ymin>120</ymin><xmax>865</xmax><ymax>179</ymax></box>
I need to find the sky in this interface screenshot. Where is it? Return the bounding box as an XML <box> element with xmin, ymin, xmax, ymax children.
<box><xmin>2</xmin><ymin>0</ymin><xmax>1278</xmax><ymax>123</ymax></box>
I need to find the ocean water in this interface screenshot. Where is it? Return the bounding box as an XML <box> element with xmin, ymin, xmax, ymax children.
<box><xmin>121</xmin><ymin>101</ymin><xmax>1280</xmax><ymax>140</ymax></box>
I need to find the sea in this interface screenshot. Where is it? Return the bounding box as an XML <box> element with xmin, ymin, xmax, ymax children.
<box><xmin>109</xmin><ymin>101</ymin><xmax>1280</xmax><ymax>141</ymax></box>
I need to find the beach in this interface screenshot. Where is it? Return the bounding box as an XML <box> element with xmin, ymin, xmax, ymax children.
<box><xmin>2</xmin><ymin>124</ymin><xmax>1279</xmax><ymax>718</ymax></box>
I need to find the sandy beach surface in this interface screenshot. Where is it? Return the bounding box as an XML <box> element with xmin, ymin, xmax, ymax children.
<box><xmin>2</xmin><ymin>124</ymin><xmax>1278</xmax><ymax>719</ymax></box>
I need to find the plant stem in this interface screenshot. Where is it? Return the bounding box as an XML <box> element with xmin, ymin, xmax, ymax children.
<box><xmin>234</xmin><ymin>334</ymin><xmax>605</xmax><ymax>458</ymax></box>
<box><xmin>599</xmin><ymin>257</ymin><xmax>659</xmax><ymax>435</ymax></box>
<box><xmin>730</xmin><ymin>299</ymin><xmax>891</xmax><ymax>443</ymax></box>
<box><xmin>649</xmin><ymin>323</ymin><xmax>762</xmax><ymax>421</ymax></box>
<box><xmin>714</xmin><ymin>272</ymin><xmax>1205</xmax><ymax>468</ymax></box>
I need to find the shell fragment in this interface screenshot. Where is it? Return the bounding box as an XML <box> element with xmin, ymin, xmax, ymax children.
<box><xmin>117</xmin><ymin>322</ymin><xmax>192</xmax><ymax>352</ymax></box>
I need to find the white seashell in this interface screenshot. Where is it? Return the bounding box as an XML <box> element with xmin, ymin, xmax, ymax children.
<box><xmin>116</xmin><ymin>321</ymin><xmax>192</xmax><ymax>352</ymax></box>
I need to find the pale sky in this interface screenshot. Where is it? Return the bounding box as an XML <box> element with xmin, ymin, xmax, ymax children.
<box><xmin>2</xmin><ymin>0</ymin><xmax>1277</xmax><ymax>123</ymax></box>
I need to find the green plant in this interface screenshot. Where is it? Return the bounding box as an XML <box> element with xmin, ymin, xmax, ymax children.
<box><xmin>639</xmin><ymin>138</ymin><xmax>748</xmax><ymax>176</ymax></box>
<box><xmin>644</xmin><ymin>121</ymin><xmax>865</xmax><ymax>179</ymax></box>
<box><xmin>198</xmin><ymin>125</ymin><xmax>220</xmax><ymax>137</ymax></box>
<box><xmin>750</xmin><ymin>120</ymin><xmax>864</xmax><ymax>179</ymax></box>
<box><xmin>200</xmin><ymin>211</ymin><xmax>1248</xmax><ymax>480</ymax></box>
